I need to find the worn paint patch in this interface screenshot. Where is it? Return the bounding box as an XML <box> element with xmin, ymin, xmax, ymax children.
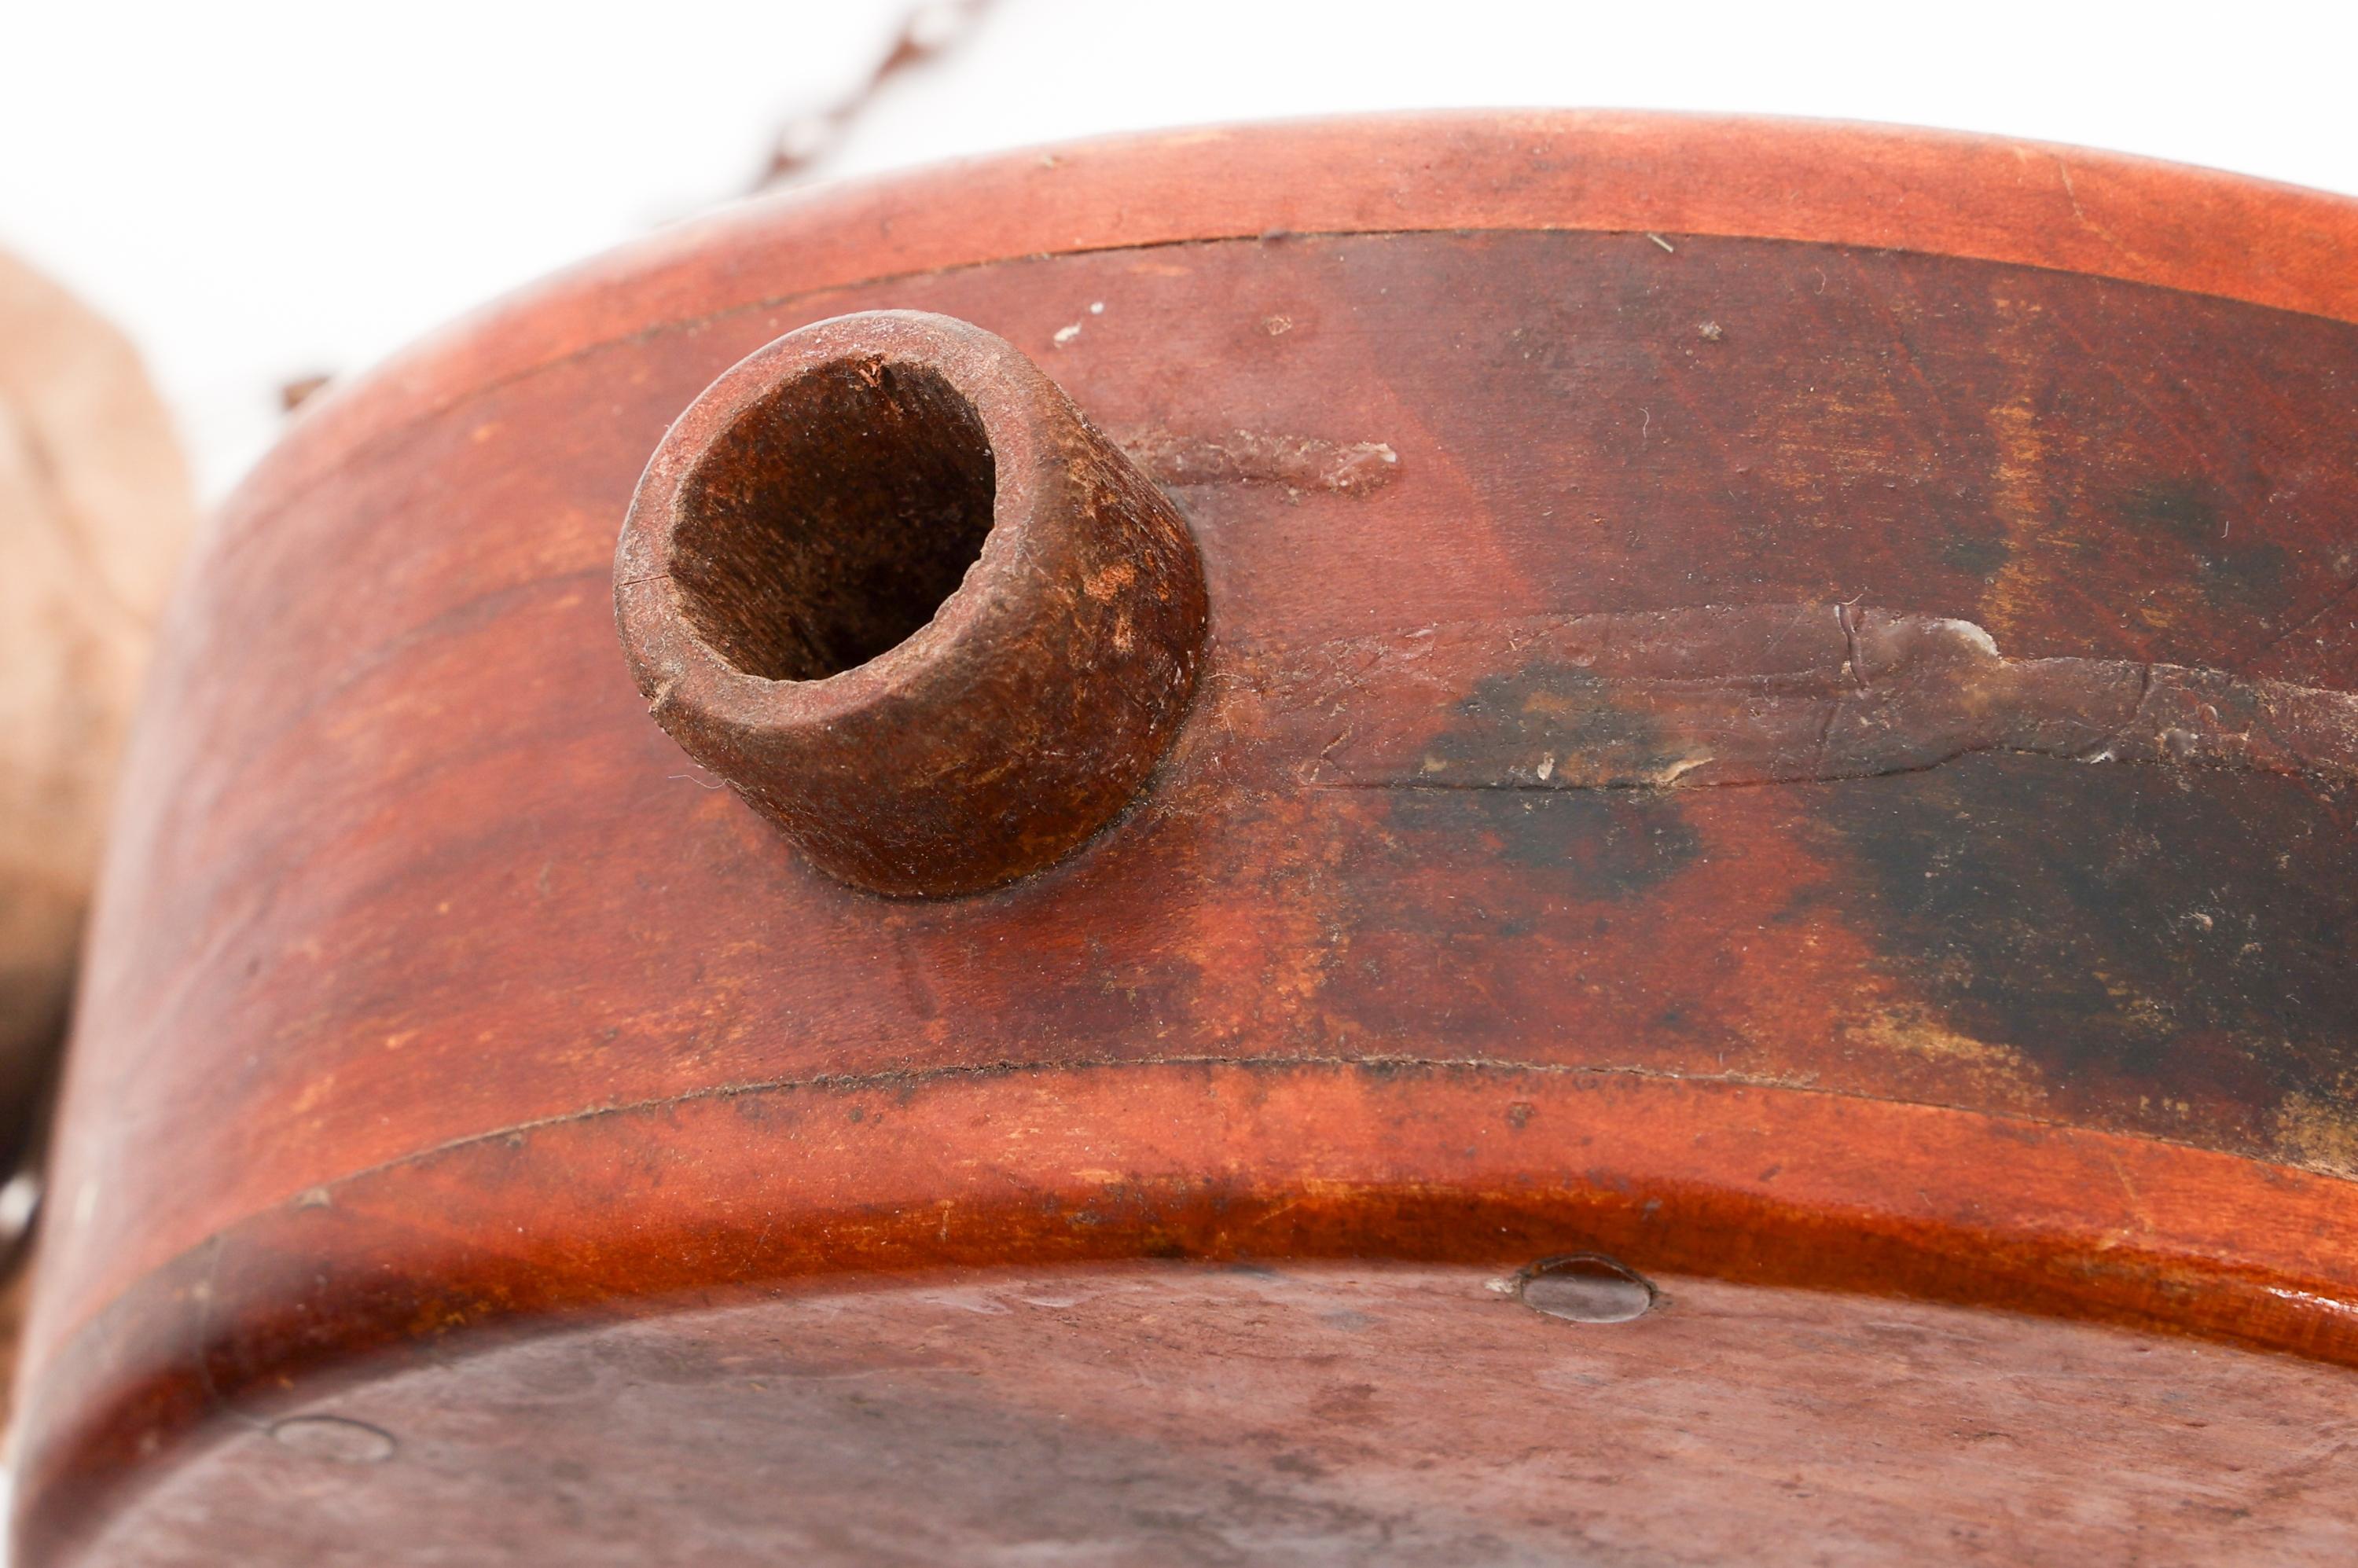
<box><xmin>1413</xmin><ymin>663</ymin><xmax>1697</xmax><ymax>790</ymax></box>
<box><xmin>2275</xmin><ymin>1081</ymin><xmax>2358</xmax><ymax>1181</ymax></box>
<box><xmin>1361</xmin><ymin>657</ymin><xmax>1706</xmax><ymax>887</ymax></box>
<box><xmin>1842</xmin><ymin>1008</ymin><xmax>2050</xmax><ymax>1110</ymax></box>
<box><xmin>1818</xmin><ymin>751</ymin><xmax>2358</xmax><ymax>1160</ymax></box>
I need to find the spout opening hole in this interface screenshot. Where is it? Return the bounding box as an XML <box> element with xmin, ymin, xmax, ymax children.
<box><xmin>671</xmin><ymin>357</ymin><xmax>997</xmax><ymax>681</ymax></box>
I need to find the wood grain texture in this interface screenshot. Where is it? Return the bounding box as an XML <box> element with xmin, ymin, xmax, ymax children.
<box><xmin>17</xmin><ymin>117</ymin><xmax>2358</xmax><ymax>1562</ymax></box>
<box><xmin>50</xmin><ymin>1265</ymin><xmax>2358</xmax><ymax>1566</ymax></box>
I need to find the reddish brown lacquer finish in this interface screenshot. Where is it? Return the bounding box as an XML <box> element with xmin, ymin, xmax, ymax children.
<box><xmin>17</xmin><ymin>115</ymin><xmax>2358</xmax><ymax>1564</ymax></box>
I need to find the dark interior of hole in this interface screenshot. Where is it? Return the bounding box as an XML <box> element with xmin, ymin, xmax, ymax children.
<box><xmin>670</xmin><ymin>358</ymin><xmax>997</xmax><ymax>681</ymax></box>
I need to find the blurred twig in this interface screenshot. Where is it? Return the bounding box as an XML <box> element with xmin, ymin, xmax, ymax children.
<box><xmin>751</xmin><ymin>0</ymin><xmax>998</xmax><ymax>191</ymax></box>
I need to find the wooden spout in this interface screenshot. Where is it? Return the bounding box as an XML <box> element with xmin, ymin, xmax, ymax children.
<box><xmin>614</xmin><ymin>310</ymin><xmax>1207</xmax><ymax>896</ymax></box>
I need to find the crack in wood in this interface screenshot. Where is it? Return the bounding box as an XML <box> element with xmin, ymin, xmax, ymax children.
<box><xmin>1266</xmin><ymin>604</ymin><xmax>2358</xmax><ymax>790</ymax></box>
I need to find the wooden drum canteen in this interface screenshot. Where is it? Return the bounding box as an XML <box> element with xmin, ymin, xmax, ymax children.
<box><xmin>17</xmin><ymin>114</ymin><xmax>2358</xmax><ymax>1564</ymax></box>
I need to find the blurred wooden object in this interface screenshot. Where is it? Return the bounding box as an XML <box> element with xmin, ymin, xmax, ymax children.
<box><xmin>14</xmin><ymin>115</ymin><xmax>2358</xmax><ymax>1564</ymax></box>
<box><xmin>0</xmin><ymin>251</ymin><xmax>192</xmax><ymax>1177</ymax></box>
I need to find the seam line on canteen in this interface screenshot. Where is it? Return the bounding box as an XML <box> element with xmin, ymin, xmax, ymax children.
<box><xmin>272</xmin><ymin>1053</ymin><xmax>2340</xmax><ymax>1215</ymax></box>
<box><xmin>31</xmin><ymin>1058</ymin><xmax>2358</xmax><ymax>1433</ymax></box>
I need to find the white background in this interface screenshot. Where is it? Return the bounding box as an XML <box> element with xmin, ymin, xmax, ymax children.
<box><xmin>4</xmin><ymin>0</ymin><xmax>2356</xmax><ymax>502</ymax></box>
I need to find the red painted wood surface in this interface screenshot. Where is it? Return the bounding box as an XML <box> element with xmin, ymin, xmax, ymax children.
<box><xmin>17</xmin><ymin>115</ymin><xmax>2358</xmax><ymax>1562</ymax></box>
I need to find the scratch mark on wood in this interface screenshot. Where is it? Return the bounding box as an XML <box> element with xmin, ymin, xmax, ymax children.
<box><xmin>1120</xmin><ymin>429</ymin><xmax>1399</xmax><ymax>495</ymax></box>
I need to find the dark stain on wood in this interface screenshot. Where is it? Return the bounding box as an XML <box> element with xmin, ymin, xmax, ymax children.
<box><xmin>1820</xmin><ymin>755</ymin><xmax>2358</xmax><ymax>1135</ymax></box>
